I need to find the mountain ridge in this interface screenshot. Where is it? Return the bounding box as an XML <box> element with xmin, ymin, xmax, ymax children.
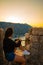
<box><xmin>0</xmin><ymin>22</ymin><xmax>32</xmax><ymax>38</ymax></box>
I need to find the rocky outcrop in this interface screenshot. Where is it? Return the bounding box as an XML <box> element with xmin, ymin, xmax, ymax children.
<box><xmin>29</xmin><ymin>28</ymin><xmax>43</xmax><ymax>65</ymax></box>
<box><xmin>0</xmin><ymin>28</ymin><xmax>4</xmax><ymax>65</ymax></box>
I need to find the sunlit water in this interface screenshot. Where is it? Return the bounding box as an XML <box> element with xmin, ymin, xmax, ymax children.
<box><xmin>13</xmin><ymin>36</ymin><xmax>25</xmax><ymax>46</ymax></box>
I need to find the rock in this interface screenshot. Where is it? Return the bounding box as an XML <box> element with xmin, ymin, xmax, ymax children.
<box><xmin>0</xmin><ymin>28</ymin><xmax>4</xmax><ymax>65</ymax></box>
<box><xmin>30</xmin><ymin>35</ymin><xmax>39</xmax><ymax>43</ymax></box>
<box><xmin>28</xmin><ymin>28</ymin><xmax>43</xmax><ymax>65</ymax></box>
<box><xmin>31</xmin><ymin>28</ymin><xmax>43</xmax><ymax>35</ymax></box>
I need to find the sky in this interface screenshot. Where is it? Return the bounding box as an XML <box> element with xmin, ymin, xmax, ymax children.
<box><xmin>0</xmin><ymin>0</ymin><xmax>43</xmax><ymax>27</ymax></box>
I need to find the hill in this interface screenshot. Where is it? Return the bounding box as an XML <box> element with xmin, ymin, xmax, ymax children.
<box><xmin>0</xmin><ymin>22</ymin><xmax>32</xmax><ymax>38</ymax></box>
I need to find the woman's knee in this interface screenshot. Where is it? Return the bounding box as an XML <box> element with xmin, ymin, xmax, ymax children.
<box><xmin>22</xmin><ymin>57</ymin><xmax>26</xmax><ymax>63</ymax></box>
<box><xmin>14</xmin><ymin>55</ymin><xmax>26</xmax><ymax>63</ymax></box>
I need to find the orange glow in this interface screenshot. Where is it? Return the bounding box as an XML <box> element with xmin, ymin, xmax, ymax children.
<box><xmin>0</xmin><ymin>0</ymin><xmax>43</xmax><ymax>27</ymax></box>
<box><xmin>30</xmin><ymin>23</ymin><xmax>43</xmax><ymax>27</ymax></box>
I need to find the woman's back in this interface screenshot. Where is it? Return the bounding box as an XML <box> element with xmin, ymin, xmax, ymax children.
<box><xmin>3</xmin><ymin>38</ymin><xmax>15</xmax><ymax>54</ymax></box>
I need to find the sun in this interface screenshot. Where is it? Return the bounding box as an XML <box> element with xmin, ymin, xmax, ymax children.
<box><xmin>5</xmin><ymin>16</ymin><xmax>24</xmax><ymax>23</ymax></box>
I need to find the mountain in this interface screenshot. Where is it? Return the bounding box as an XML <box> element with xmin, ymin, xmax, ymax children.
<box><xmin>0</xmin><ymin>22</ymin><xmax>32</xmax><ymax>38</ymax></box>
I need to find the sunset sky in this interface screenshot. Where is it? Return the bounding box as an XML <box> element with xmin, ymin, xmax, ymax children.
<box><xmin>0</xmin><ymin>0</ymin><xmax>43</xmax><ymax>27</ymax></box>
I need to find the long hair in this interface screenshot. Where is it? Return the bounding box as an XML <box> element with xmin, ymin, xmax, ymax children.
<box><xmin>5</xmin><ymin>28</ymin><xmax>13</xmax><ymax>38</ymax></box>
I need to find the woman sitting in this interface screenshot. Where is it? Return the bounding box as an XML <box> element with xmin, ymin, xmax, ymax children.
<box><xmin>3</xmin><ymin>28</ymin><xmax>26</xmax><ymax>65</ymax></box>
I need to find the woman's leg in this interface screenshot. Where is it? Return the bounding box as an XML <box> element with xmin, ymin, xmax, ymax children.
<box><xmin>14</xmin><ymin>55</ymin><xmax>26</xmax><ymax>65</ymax></box>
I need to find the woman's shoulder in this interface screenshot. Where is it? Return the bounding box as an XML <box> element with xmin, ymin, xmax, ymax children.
<box><xmin>3</xmin><ymin>37</ymin><xmax>14</xmax><ymax>43</ymax></box>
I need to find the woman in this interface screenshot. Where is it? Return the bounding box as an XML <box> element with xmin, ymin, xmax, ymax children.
<box><xmin>3</xmin><ymin>28</ymin><xmax>26</xmax><ymax>65</ymax></box>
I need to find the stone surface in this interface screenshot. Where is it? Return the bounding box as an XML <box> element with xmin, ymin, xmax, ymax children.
<box><xmin>0</xmin><ymin>28</ymin><xmax>4</xmax><ymax>65</ymax></box>
<box><xmin>29</xmin><ymin>28</ymin><xmax>43</xmax><ymax>65</ymax></box>
<box><xmin>31</xmin><ymin>28</ymin><xmax>43</xmax><ymax>35</ymax></box>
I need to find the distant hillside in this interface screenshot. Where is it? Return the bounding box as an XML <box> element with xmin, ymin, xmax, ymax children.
<box><xmin>0</xmin><ymin>22</ymin><xmax>32</xmax><ymax>38</ymax></box>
